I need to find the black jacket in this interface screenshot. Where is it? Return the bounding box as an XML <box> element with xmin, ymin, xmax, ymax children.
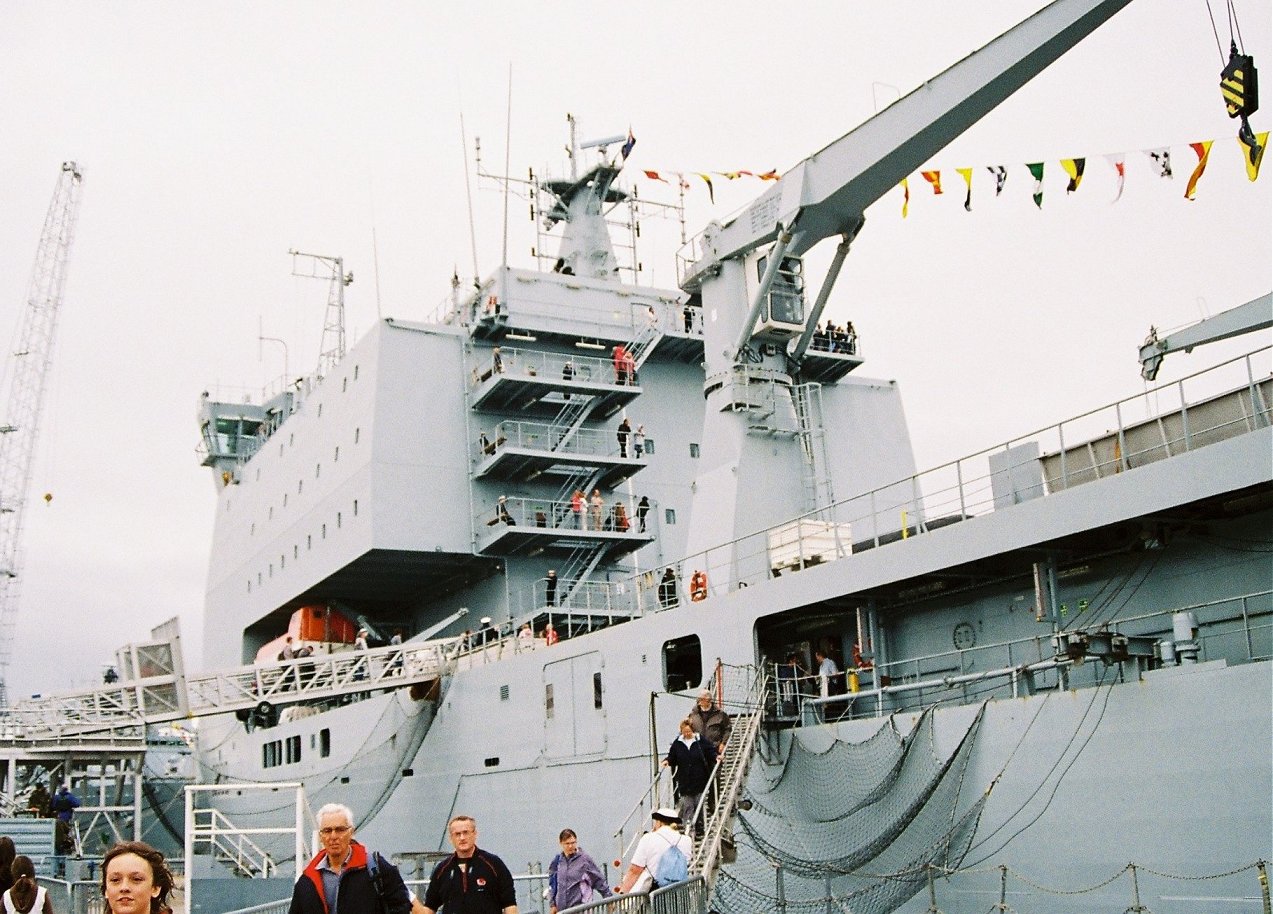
<box><xmin>289</xmin><ymin>842</ymin><xmax>410</xmax><ymax>914</ymax></box>
<box><xmin>666</xmin><ymin>736</ymin><xmax>717</xmax><ymax>796</ymax></box>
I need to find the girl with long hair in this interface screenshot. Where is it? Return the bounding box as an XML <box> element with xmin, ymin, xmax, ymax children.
<box><xmin>3</xmin><ymin>856</ymin><xmax>53</xmax><ymax>914</ymax></box>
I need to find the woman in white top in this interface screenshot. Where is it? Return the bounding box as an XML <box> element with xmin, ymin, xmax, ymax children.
<box><xmin>3</xmin><ymin>856</ymin><xmax>53</xmax><ymax>914</ymax></box>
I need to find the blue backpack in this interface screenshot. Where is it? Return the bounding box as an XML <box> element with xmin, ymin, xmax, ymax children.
<box><xmin>652</xmin><ymin>835</ymin><xmax>688</xmax><ymax>887</ymax></box>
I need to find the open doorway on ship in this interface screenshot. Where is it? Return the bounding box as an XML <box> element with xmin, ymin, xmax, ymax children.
<box><xmin>756</xmin><ymin>601</ymin><xmax>877</xmax><ymax>726</ymax></box>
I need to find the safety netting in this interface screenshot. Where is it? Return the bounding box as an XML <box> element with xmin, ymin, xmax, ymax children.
<box><xmin>710</xmin><ymin>706</ymin><xmax>988</xmax><ymax>914</ymax></box>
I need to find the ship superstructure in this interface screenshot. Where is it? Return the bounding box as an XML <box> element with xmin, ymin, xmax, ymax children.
<box><xmin>177</xmin><ymin>2</ymin><xmax>1272</xmax><ymax>912</ymax></box>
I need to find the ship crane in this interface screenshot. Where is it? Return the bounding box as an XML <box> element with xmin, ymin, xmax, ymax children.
<box><xmin>0</xmin><ymin>162</ymin><xmax>84</xmax><ymax>706</ymax></box>
<box><xmin>1139</xmin><ymin>292</ymin><xmax>1273</xmax><ymax>381</ymax></box>
<box><xmin>678</xmin><ymin>0</ymin><xmax>1138</xmax><ymax>559</ymax></box>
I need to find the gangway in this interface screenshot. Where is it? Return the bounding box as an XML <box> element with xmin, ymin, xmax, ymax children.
<box><xmin>2</xmin><ymin>636</ymin><xmax>460</xmax><ymax>741</ymax></box>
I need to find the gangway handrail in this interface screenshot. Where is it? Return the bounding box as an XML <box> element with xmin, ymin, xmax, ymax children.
<box><xmin>612</xmin><ymin>765</ymin><xmax>675</xmax><ymax>874</ymax></box>
<box><xmin>687</xmin><ymin>671</ymin><xmax>767</xmax><ymax>891</ymax></box>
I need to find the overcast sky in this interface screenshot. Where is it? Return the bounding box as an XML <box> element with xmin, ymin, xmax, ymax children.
<box><xmin>1</xmin><ymin>1</ymin><xmax>1269</xmax><ymax>697</ymax></box>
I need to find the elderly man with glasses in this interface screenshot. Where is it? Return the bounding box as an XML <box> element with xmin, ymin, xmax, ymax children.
<box><xmin>289</xmin><ymin>803</ymin><xmax>411</xmax><ymax>914</ymax></box>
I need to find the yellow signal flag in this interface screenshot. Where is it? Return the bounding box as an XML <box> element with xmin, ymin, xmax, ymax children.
<box><xmin>1238</xmin><ymin>131</ymin><xmax>1268</xmax><ymax>181</ymax></box>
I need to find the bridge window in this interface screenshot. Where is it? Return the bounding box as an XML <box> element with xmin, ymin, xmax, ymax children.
<box><xmin>545</xmin><ymin>682</ymin><xmax>554</xmax><ymax>719</ymax></box>
<box><xmin>662</xmin><ymin>635</ymin><xmax>702</xmax><ymax>693</ymax></box>
<box><xmin>286</xmin><ymin>735</ymin><xmax>301</xmax><ymax>764</ymax></box>
<box><xmin>644</xmin><ymin>439</ymin><xmax>655</xmax><ymax>455</ymax></box>
<box><xmin>319</xmin><ymin>728</ymin><xmax>331</xmax><ymax>758</ymax></box>
<box><xmin>665</xmin><ymin>508</ymin><xmax>676</xmax><ymax>525</ymax></box>
<box><xmin>689</xmin><ymin>443</ymin><xmax>699</xmax><ymax>458</ymax></box>
<box><xmin>593</xmin><ymin>672</ymin><xmax>604</xmax><ymax>709</ymax></box>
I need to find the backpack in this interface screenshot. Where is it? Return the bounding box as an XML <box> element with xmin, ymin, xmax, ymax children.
<box><xmin>652</xmin><ymin>836</ymin><xmax>688</xmax><ymax>887</ymax></box>
<box><xmin>366</xmin><ymin>851</ymin><xmax>396</xmax><ymax>914</ymax></box>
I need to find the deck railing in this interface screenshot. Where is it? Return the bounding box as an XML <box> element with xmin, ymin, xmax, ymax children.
<box><xmin>632</xmin><ymin>346</ymin><xmax>1271</xmax><ymax>603</ymax></box>
<box><xmin>776</xmin><ymin>589</ymin><xmax>1272</xmax><ymax>724</ymax></box>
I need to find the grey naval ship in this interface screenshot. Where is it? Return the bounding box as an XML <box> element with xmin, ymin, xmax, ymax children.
<box><xmin>183</xmin><ymin>2</ymin><xmax>1270</xmax><ymax>912</ymax></box>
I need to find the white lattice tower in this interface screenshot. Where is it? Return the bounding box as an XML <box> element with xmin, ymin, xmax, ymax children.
<box><xmin>290</xmin><ymin>249</ymin><xmax>351</xmax><ymax>379</ymax></box>
<box><xmin>0</xmin><ymin>162</ymin><xmax>84</xmax><ymax>706</ymax></box>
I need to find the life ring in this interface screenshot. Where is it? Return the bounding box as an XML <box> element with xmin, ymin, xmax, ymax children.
<box><xmin>689</xmin><ymin>571</ymin><xmax>708</xmax><ymax>602</ymax></box>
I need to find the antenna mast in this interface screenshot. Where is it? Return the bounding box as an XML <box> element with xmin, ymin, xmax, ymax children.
<box><xmin>289</xmin><ymin>250</ymin><xmax>353</xmax><ymax>379</ymax></box>
<box><xmin>0</xmin><ymin>161</ymin><xmax>84</xmax><ymax>705</ymax></box>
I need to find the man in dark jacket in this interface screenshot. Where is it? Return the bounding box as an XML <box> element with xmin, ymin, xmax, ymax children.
<box><xmin>423</xmin><ymin>815</ymin><xmax>517</xmax><ymax>914</ymax></box>
<box><xmin>289</xmin><ymin>803</ymin><xmax>411</xmax><ymax>914</ymax></box>
<box><xmin>688</xmin><ymin>689</ymin><xmax>731</xmax><ymax>751</ymax></box>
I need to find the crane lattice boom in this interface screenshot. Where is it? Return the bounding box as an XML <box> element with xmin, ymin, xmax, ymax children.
<box><xmin>0</xmin><ymin>161</ymin><xmax>84</xmax><ymax>705</ymax></box>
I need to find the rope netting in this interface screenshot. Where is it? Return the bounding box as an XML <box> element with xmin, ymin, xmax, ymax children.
<box><xmin>710</xmin><ymin>707</ymin><xmax>988</xmax><ymax>914</ymax></box>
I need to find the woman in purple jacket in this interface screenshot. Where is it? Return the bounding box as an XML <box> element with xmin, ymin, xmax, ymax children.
<box><xmin>548</xmin><ymin>829</ymin><xmax>611</xmax><ymax>913</ymax></box>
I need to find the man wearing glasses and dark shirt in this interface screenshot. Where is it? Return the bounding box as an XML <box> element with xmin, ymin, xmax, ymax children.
<box><xmin>422</xmin><ymin>816</ymin><xmax>518</xmax><ymax>914</ymax></box>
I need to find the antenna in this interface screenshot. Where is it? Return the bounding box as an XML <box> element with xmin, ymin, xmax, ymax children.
<box><xmin>461</xmin><ymin>113</ymin><xmax>481</xmax><ymax>283</ymax></box>
<box><xmin>368</xmin><ymin>176</ymin><xmax>383</xmax><ymax>319</ymax></box>
<box><xmin>501</xmin><ymin>63</ymin><xmax>513</xmax><ymax>269</ymax></box>
<box><xmin>289</xmin><ymin>249</ymin><xmax>352</xmax><ymax>378</ymax></box>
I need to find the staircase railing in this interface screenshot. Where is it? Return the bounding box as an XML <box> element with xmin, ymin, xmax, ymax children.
<box><xmin>190</xmin><ymin>807</ymin><xmax>279</xmax><ymax>877</ymax></box>
<box><xmin>611</xmin><ymin>765</ymin><xmax>677</xmax><ymax>877</ymax></box>
<box><xmin>687</xmin><ymin>668</ymin><xmax>768</xmax><ymax>892</ymax></box>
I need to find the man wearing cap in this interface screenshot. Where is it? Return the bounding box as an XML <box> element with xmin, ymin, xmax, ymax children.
<box><xmin>616</xmin><ymin>809</ymin><xmax>692</xmax><ymax>894</ymax></box>
<box><xmin>688</xmin><ymin>689</ymin><xmax>731</xmax><ymax>752</ymax></box>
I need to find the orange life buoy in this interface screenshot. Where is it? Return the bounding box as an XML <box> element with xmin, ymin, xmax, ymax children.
<box><xmin>689</xmin><ymin>570</ymin><xmax>708</xmax><ymax>602</ymax></box>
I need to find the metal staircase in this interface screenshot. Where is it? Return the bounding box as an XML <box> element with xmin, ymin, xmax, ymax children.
<box><xmin>686</xmin><ymin>668</ymin><xmax>768</xmax><ymax>892</ymax></box>
<box><xmin>602</xmin><ymin>667</ymin><xmax>768</xmax><ymax>911</ymax></box>
<box><xmin>625</xmin><ymin>320</ymin><xmax>663</xmax><ymax>374</ymax></box>
<box><xmin>557</xmin><ymin>541</ymin><xmax>614</xmax><ymax>607</ymax></box>
<box><xmin>192</xmin><ymin>806</ymin><xmax>281</xmax><ymax>877</ymax></box>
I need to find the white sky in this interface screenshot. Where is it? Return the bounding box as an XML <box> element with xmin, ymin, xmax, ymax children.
<box><xmin>1</xmin><ymin>1</ymin><xmax>1269</xmax><ymax>697</ymax></box>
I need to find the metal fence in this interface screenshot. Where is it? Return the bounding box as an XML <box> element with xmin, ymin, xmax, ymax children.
<box><xmin>557</xmin><ymin>877</ymin><xmax>706</xmax><ymax>914</ymax></box>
